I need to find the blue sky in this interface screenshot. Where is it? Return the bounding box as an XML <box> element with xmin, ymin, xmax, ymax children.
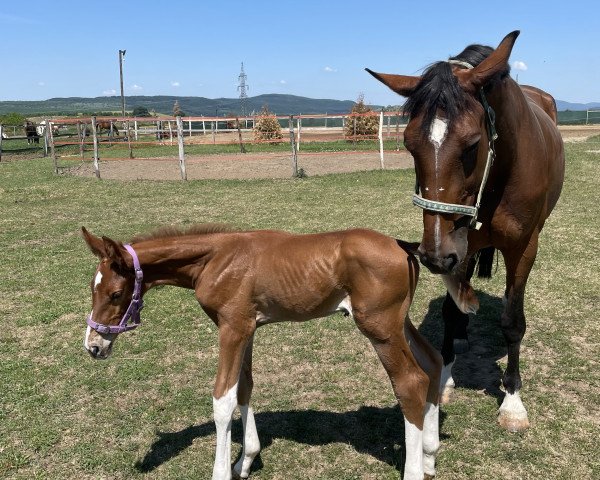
<box><xmin>1</xmin><ymin>0</ymin><xmax>598</xmax><ymax>105</ymax></box>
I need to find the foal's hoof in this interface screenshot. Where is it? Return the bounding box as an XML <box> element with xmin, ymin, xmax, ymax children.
<box><xmin>453</xmin><ymin>338</ymin><xmax>469</xmax><ymax>354</ymax></box>
<box><xmin>497</xmin><ymin>411</ymin><xmax>530</xmax><ymax>432</ymax></box>
<box><xmin>424</xmin><ymin>474</ymin><xmax>436</xmax><ymax>480</ymax></box>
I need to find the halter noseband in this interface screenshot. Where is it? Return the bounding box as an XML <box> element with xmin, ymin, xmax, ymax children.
<box><xmin>86</xmin><ymin>244</ymin><xmax>144</xmax><ymax>334</ymax></box>
<box><xmin>412</xmin><ymin>59</ymin><xmax>498</xmax><ymax>231</ymax></box>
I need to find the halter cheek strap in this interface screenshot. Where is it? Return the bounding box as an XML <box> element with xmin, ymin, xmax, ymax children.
<box><xmin>412</xmin><ymin>59</ymin><xmax>498</xmax><ymax>231</ymax></box>
<box><xmin>86</xmin><ymin>244</ymin><xmax>144</xmax><ymax>334</ymax></box>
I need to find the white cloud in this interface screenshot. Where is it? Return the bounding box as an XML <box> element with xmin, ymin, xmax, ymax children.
<box><xmin>171</xmin><ymin>81</ymin><xmax>180</xmax><ymax>87</ymax></box>
<box><xmin>280</xmin><ymin>80</ymin><xmax>287</xmax><ymax>85</ymax></box>
<box><xmin>324</xmin><ymin>66</ymin><xmax>338</xmax><ymax>73</ymax></box>
<box><xmin>131</xmin><ymin>84</ymin><xmax>143</xmax><ymax>91</ymax></box>
<box><xmin>513</xmin><ymin>61</ymin><xmax>528</xmax><ymax>71</ymax></box>
<box><xmin>103</xmin><ymin>89</ymin><xmax>117</xmax><ymax>96</ymax></box>
<box><xmin>38</xmin><ymin>81</ymin><xmax>45</xmax><ymax>86</ymax></box>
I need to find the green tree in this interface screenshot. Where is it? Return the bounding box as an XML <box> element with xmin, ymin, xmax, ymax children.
<box><xmin>0</xmin><ymin>112</ymin><xmax>26</xmax><ymax>126</ymax></box>
<box><xmin>132</xmin><ymin>106</ymin><xmax>152</xmax><ymax>117</ymax></box>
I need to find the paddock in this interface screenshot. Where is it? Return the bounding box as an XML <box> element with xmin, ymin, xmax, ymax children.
<box><xmin>0</xmin><ymin>131</ymin><xmax>598</xmax><ymax>479</ymax></box>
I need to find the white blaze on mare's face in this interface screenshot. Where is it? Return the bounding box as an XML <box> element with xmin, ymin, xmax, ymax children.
<box><xmin>428</xmin><ymin>116</ymin><xmax>449</xmax><ymax>254</ymax></box>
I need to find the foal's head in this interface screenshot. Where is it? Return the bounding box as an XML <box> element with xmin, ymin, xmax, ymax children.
<box><xmin>81</xmin><ymin>227</ymin><xmax>139</xmax><ymax>360</ymax></box>
<box><xmin>367</xmin><ymin>31</ymin><xmax>519</xmax><ymax>274</ymax></box>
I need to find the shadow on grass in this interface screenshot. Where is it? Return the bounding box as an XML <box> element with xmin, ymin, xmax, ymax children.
<box><xmin>418</xmin><ymin>290</ymin><xmax>507</xmax><ymax>402</ymax></box>
<box><xmin>135</xmin><ymin>406</ymin><xmax>449</xmax><ymax>474</ymax></box>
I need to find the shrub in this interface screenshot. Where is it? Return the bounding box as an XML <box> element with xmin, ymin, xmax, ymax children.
<box><xmin>344</xmin><ymin>94</ymin><xmax>378</xmax><ymax>140</ymax></box>
<box><xmin>253</xmin><ymin>105</ymin><xmax>283</xmax><ymax>143</ymax></box>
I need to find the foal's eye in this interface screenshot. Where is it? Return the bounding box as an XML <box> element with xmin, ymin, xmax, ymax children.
<box><xmin>110</xmin><ymin>291</ymin><xmax>123</xmax><ymax>301</ymax></box>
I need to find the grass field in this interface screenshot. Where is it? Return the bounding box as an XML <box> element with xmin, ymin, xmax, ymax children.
<box><xmin>0</xmin><ymin>139</ymin><xmax>598</xmax><ymax>479</ymax></box>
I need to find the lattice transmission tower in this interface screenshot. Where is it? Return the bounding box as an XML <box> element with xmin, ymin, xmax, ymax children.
<box><xmin>238</xmin><ymin>62</ymin><xmax>249</xmax><ymax>117</ymax></box>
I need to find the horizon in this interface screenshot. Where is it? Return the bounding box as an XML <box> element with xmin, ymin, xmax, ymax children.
<box><xmin>1</xmin><ymin>1</ymin><xmax>598</xmax><ymax>105</ymax></box>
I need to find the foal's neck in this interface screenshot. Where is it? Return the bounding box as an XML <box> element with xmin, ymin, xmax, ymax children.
<box><xmin>133</xmin><ymin>236</ymin><xmax>218</xmax><ymax>290</ymax></box>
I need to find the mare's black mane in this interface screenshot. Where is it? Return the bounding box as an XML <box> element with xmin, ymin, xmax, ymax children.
<box><xmin>404</xmin><ymin>44</ymin><xmax>510</xmax><ymax>134</ymax></box>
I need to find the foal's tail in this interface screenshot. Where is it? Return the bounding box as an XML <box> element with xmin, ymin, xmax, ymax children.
<box><xmin>395</xmin><ymin>239</ymin><xmax>420</xmax><ymax>256</ymax></box>
<box><xmin>473</xmin><ymin>246</ymin><xmax>496</xmax><ymax>279</ymax></box>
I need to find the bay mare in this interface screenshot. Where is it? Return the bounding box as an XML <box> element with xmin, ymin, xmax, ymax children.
<box><xmin>367</xmin><ymin>31</ymin><xmax>565</xmax><ymax>431</ymax></box>
<box><xmin>82</xmin><ymin>225</ymin><xmax>448</xmax><ymax>480</ymax></box>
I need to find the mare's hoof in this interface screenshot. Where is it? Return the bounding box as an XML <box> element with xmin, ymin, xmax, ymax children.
<box><xmin>440</xmin><ymin>386</ymin><xmax>454</xmax><ymax>405</ymax></box>
<box><xmin>453</xmin><ymin>338</ymin><xmax>469</xmax><ymax>354</ymax></box>
<box><xmin>497</xmin><ymin>412</ymin><xmax>530</xmax><ymax>432</ymax></box>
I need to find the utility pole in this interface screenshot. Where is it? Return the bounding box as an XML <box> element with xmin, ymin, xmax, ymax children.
<box><xmin>119</xmin><ymin>49</ymin><xmax>126</xmax><ymax>118</ymax></box>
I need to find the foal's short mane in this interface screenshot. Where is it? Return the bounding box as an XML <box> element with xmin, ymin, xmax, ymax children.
<box><xmin>404</xmin><ymin>44</ymin><xmax>511</xmax><ymax>134</ymax></box>
<box><xmin>130</xmin><ymin>223</ymin><xmax>239</xmax><ymax>243</ymax></box>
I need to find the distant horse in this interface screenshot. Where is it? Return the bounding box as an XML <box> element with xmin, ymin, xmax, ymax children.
<box><xmin>96</xmin><ymin>120</ymin><xmax>119</xmax><ymax>136</ymax></box>
<box><xmin>367</xmin><ymin>31</ymin><xmax>564</xmax><ymax>432</ymax></box>
<box><xmin>81</xmin><ymin>225</ymin><xmax>444</xmax><ymax>480</ymax></box>
<box><xmin>35</xmin><ymin>120</ymin><xmax>59</xmax><ymax>138</ymax></box>
<box><xmin>24</xmin><ymin>121</ymin><xmax>40</xmax><ymax>144</ymax></box>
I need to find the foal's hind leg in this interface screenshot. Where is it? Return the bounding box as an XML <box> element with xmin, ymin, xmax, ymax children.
<box><xmin>233</xmin><ymin>334</ymin><xmax>260</xmax><ymax>479</ymax></box>
<box><xmin>497</xmin><ymin>235</ymin><xmax>538</xmax><ymax>432</ymax></box>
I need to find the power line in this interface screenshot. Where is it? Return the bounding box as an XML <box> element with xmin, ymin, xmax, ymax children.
<box><xmin>238</xmin><ymin>62</ymin><xmax>249</xmax><ymax>117</ymax></box>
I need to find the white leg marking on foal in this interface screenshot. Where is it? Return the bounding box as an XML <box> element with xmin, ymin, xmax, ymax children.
<box><xmin>403</xmin><ymin>418</ymin><xmax>424</xmax><ymax>480</ymax></box>
<box><xmin>422</xmin><ymin>402</ymin><xmax>439</xmax><ymax>476</ymax></box>
<box><xmin>212</xmin><ymin>383</ymin><xmax>238</xmax><ymax>480</ymax></box>
<box><xmin>233</xmin><ymin>404</ymin><xmax>260</xmax><ymax>479</ymax></box>
<box><xmin>93</xmin><ymin>271</ymin><xmax>103</xmax><ymax>291</ymax></box>
<box><xmin>336</xmin><ymin>295</ymin><xmax>353</xmax><ymax>317</ymax></box>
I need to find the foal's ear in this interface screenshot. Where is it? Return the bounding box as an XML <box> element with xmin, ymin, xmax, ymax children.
<box><xmin>101</xmin><ymin>236</ymin><xmax>132</xmax><ymax>274</ymax></box>
<box><xmin>457</xmin><ymin>30</ymin><xmax>520</xmax><ymax>92</ymax></box>
<box><xmin>81</xmin><ymin>227</ymin><xmax>107</xmax><ymax>258</ymax></box>
<box><xmin>365</xmin><ymin>68</ymin><xmax>421</xmax><ymax>97</ymax></box>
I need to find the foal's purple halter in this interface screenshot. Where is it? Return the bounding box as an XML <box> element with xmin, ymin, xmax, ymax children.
<box><xmin>86</xmin><ymin>244</ymin><xmax>144</xmax><ymax>334</ymax></box>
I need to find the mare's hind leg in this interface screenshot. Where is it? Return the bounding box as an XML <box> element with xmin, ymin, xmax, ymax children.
<box><xmin>233</xmin><ymin>334</ymin><xmax>260</xmax><ymax>479</ymax></box>
<box><xmin>497</xmin><ymin>235</ymin><xmax>538</xmax><ymax>432</ymax></box>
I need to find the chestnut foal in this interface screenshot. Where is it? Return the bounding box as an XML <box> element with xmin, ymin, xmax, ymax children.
<box><xmin>82</xmin><ymin>225</ymin><xmax>443</xmax><ymax>480</ymax></box>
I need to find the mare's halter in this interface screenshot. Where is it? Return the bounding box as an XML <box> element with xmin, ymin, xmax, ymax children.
<box><xmin>411</xmin><ymin>59</ymin><xmax>498</xmax><ymax>231</ymax></box>
<box><xmin>86</xmin><ymin>244</ymin><xmax>144</xmax><ymax>334</ymax></box>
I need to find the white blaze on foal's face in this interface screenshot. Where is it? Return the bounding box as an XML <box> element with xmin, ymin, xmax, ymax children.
<box><xmin>93</xmin><ymin>270</ymin><xmax>103</xmax><ymax>291</ymax></box>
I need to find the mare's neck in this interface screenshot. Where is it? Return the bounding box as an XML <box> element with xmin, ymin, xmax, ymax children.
<box><xmin>485</xmin><ymin>76</ymin><xmax>529</xmax><ymax>145</ymax></box>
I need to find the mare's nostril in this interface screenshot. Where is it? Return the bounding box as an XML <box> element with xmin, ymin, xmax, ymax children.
<box><xmin>90</xmin><ymin>346</ymin><xmax>100</xmax><ymax>358</ymax></box>
<box><xmin>445</xmin><ymin>253</ymin><xmax>458</xmax><ymax>272</ymax></box>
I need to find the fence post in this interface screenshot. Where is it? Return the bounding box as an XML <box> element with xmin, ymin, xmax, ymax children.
<box><xmin>236</xmin><ymin>117</ymin><xmax>246</xmax><ymax>153</ymax></box>
<box><xmin>188</xmin><ymin>119</ymin><xmax>192</xmax><ymax>137</ymax></box>
<box><xmin>46</xmin><ymin>119</ymin><xmax>58</xmax><ymax>174</ymax></box>
<box><xmin>43</xmin><ymin>123</ymin><xmax>48</xmax><ymax>157</ymax></box>
<box><xmin>126</xmin><ymin>120</ymin><xmax>133</xmax><ymax>159</ymax></box>
<box><xmin>297</xmin><ymin>115</ymin><xmax>301</xmax><ymax>152</ymax></box>
<box><xmin>176</xmin><ymin>116</ymin><xmax>187</xmax><ymax>181</ymax></box>
<box><xmin>0</xmin><ymin>124</ymin><xmax>3</xmax><ymax>162</ymax></box>
<box><xmin>378</xmin><ymin>110</ymin><xmax>385</xmax><ymax>169</ymax></box>
<box><xmin>289</xmin><ymin>115</ymin><xmax>298</xmax><ymax>177</ymax></box>
<box><xmin>91</xmin><ymin>116</ymin><xmax>101</xmax><ymax>179</ymax></box>
<box><xmin>134</xmin><ymin>120</ymin><xmax>139</xmax><ymax>141</ymax></box>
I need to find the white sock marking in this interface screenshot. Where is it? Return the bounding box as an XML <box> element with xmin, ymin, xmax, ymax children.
<box><xmin>403</xmin><ymin>418</ymin><xmax>424</xmax><ymax>480</ymax></box>
<box><xmin>499</xmin><ymin>390</ymin><xmax>528</xmax><ymax>419</ymax></box>
<box><xmin>440</xmin><ymin>361</ymin><xmax>455</xmax><ymax>392</ymax></box>
<box><xmin>233</xmin><ymin>404</ymin><xmax>260</xmax><ymax>478</ymax></box>
<box><xmin>422</xmin><ymin>402</ymin><xmax>439</xmax><ymax>476</ymax></box>
<box><xmin>212</xmin><ymin>383</ymin><xmax>238</xmax><ymax>480</ymax></box>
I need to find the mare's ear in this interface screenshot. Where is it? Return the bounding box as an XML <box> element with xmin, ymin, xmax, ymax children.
<box><xmin>456</xmin><ymin>30</ymin><xmax>520</xmax><ymax>92</ymax></box>
<box><xmin>365</xmin><ymin>68</ymin><xmax>420</xmax><ymax>97</ymax></box>
<box><xmin>81</xmin><ymin>227</ymin><xmax>106</xmax><ymax>258</ymax></box>
<box><xmin>101</xmin><ymin>236</ymin><xmax>132</xmax><ymax>275</ymax></box>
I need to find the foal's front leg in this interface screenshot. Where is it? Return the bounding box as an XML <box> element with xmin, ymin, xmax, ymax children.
<box><xmin>233</xmin><ymin>334</ymin><xmax>260</xmax><ymax>479</ymax></box>
<box><xmin>212</xmin><ymin>325</ymin><xmax>253</xmax><ymax>480</ymax></box>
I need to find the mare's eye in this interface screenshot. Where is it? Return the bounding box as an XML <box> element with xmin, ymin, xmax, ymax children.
<box><xmin>462</xmin><ymin>141</ymin><xmax>479</xmax><ymax>159</ymax></box>
<box><xmin>111</xmin><ymin>291</ymin><xmax>123</xmax><ymax>301</ymax></box>
<box><xmin>461</xmin><ymin>141</ymin><xmax>479</xmax><ymax>176</ymax></box>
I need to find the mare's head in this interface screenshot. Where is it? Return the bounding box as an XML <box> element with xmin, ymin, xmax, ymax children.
<box><xmin>367</xmin><ymin>31</ymin><xmax>519</xmax><ymax>274</ymax></box>
<box><xmin>81</xmin><ymin>227</ymin><xmax>141</xmax><ymax>360</ymax></box>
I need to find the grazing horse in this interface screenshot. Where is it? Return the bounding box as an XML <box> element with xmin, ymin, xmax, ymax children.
<box><xmin>367</xmin><ymin>31</ymin><xmax>564</xmax><ymax>431</ymax></box>
<box><xmin>24</xmin><ymin>121</ymin><xmax>40</xmax><ymax>144</ymax></box>
<box><xmin>96</xmin><ymin>120</ymin><xmax>119</xmax><ymax>136</ymax></box>
<box><xmin>81</xmin><ymin>225</ymin><xmax>445</xmax><ymax>480</ymax></box>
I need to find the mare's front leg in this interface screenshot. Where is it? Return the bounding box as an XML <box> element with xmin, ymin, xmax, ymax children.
<box><xmin>497</xmin><ymin>235</ymin><xmax>538</xmax><ymax>432</ymax></box>
<box><xmin>233</xmin><ymin>334</ymin><xmax>260</xmax><ymax>479</ymax></box>
<box><xmin>212</xmin><ymin>324</ymin><xmax>254</xmax><ymax>480</ymax></box>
